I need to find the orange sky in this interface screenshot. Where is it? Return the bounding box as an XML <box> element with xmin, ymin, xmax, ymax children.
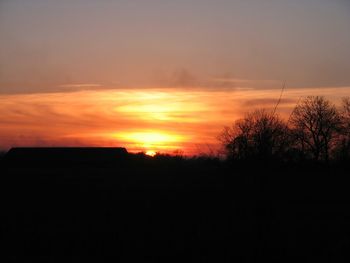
<box><xmin>1</xmin><ymin>86</ymin><xmax>349</xmax><ymax>155</ymax></box>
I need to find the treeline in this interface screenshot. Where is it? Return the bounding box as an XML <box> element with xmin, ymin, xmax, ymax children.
<box><xmin>219</xmin><ymin>96</ymin><xmax>350</xmax><ymax>163</ymax></box>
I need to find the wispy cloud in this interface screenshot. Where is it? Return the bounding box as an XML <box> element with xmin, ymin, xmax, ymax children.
<box><xmin>210</xmin><ymin>77</ymin><xmax>280</xmax><ymax>88</ymax></box>
<box><xmin>242</xmin><ymin>98</ymin><xmax>296</xmax><ymax>107</ymax></box>
<box><xmin>58</xmin><ymin>83</ymin><xmax>103</xmax><ymax>89</ymax></box>
<box><xmin>1</xmin><ymin>86</ymin><xmax>349</xmax><ymax>153</ymax></box>
<box><xmin>211</xmin><ymin>78</ymin><xmax>255</xmax><ymax>84</ymax></box>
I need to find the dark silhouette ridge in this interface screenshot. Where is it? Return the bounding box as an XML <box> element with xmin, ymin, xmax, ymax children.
<box><xmin>2</xmin><ymin>148</ymin><xmax>350</xmax><ymax>262</ymax></box>
<box><xmin>4</xmin><ymin>147</ymin><xmax>128</xmax><ymax>166</ymax></box>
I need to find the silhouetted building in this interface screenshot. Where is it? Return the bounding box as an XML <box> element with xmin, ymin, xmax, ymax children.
<box><xmin>4</xmin><ymin>147</ymin><xmax>128</xmax><ymax>166</ymax></box>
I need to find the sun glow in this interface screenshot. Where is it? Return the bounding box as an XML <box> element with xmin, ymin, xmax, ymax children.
<box><xmin>115</xmin><ymin>91</ymin><xmax>207</xmax><ymax>122</ymax></box>
<box><xmin>145</xmin><ymin>150</ymin><xmax>157</xmax><ymax>157</ymax></box>
<box><xmin>114</xmin><ymin>131</ymin><xmax>185</xmax><ymax>150</ymax></box>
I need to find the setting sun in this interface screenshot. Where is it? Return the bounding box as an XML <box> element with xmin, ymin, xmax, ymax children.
<box><xmin>114</xmin><ymin>131</ymin><xmax>185</xmax><ymax>151</ymax></box>
<box><xmin>145</xmin><ymin>150</ymin><xmax>157</xmax><ymax>157</ymax></box>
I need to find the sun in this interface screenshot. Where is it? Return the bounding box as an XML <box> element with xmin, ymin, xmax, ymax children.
<box><xmin>145</xmin><ymin>150</ymin><xmax>156</xmax><ymax>157</ymax></box>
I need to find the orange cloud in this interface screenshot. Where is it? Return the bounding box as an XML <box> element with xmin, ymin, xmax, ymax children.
<box><xmin>0</xmin><ymin>87</ymin><xmax>349</xmax><ymax>155</ymax></box>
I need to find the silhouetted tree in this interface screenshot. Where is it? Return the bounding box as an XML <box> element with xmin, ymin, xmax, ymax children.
<box><xmin>219</xmin><ymin>109</ymin><xmax>289</xmax><ymax>161</ymax></box>
<box><xmin>290</xmin><ymin>96</ymin><xmax>341</xmax><ymax>162</ymax></box>
<box><xmin>341</xmin><ymin>97</ymin><xmax>350</xmax><ymax>136</ymax></box>
<box><xmin>335</xmin><ymin>97</ymin><xmax>350</xmax><ymax>161</ymax></box>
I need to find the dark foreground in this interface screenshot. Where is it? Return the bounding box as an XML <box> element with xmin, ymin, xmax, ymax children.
<box><xmin>1</xmin><ymin>150</ymin><xmax>350</xmax><ymax>262</ymax></box>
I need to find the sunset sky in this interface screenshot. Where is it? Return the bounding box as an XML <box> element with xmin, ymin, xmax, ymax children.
<box><xmin>1</xmin><ymin>0</ymin><xmax>350</xmax><ymax>154</ymax></box>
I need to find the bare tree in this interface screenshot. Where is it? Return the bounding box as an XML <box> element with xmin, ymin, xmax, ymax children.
<box><xmin>335</xmin><ymin>97</ymin><xmax>350</xmax><ymax>160</ymax></box>
<box><xmin>341</xmin><ymin>97</ymin><xmax>350</xmax><ymax>133</ymax></box>
<box><xmin>290</xmin><ymin>96</ymin><xmax>341</xmax><ymax>162</ymax></box>
<box><xmin>219</xmin><ymin>109</ymin><xmax>289</xmax><ymax>161</ymax></box>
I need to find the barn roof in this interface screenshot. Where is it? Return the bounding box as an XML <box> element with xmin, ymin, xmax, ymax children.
<box><xmin>4</xmin><ymin>147</ymin><xmax>128</xmax><ymax>166</ymax></box>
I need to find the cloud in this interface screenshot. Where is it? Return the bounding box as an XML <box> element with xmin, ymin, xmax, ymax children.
<box><xmin>242</xmin><ymin>98</ymin><xmax>296</xmax><ymax>106</ymax></box>
<box><xmin>56</xmin><ymin>83</ymin><xmax>107</xmax><ymax>92</ymax></box>
<box><xmin>54</xmin><ymin>83</ymin><xmax>122</xmax><ymax>93</ymax></box>
<box><xmin>1</xmin><ymin>86</ymin><xmax>349</xmax><ymax>152</ymax></box>
<box><xmin>209</xmin><ymin>76</ymin><xmax>280</xmax><ymax>89</ymax></box>
<box><xmin>211</xmin><ymin>78</ymin><xmax>255</xmax><ymax>84</ymax></box>
<box><xmin>58</xmin><ymin>84</ymin><xmax>103</xmax><ymax>88</ymax></box>
<box><xmin>170</xmin><ymin>69</ymin><xmax>197</xmax><ymax>87</ymax></box>
<box><xmin>152</xmin><ymin>68</ymin><xmax>198</xmax><ymax>88</ymax></box>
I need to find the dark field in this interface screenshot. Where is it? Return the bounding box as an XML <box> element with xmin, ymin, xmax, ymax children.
<box><xmin>1</xmin><ymin>150</ymin><xmax>350</xmax><ymax>262</ymax></box>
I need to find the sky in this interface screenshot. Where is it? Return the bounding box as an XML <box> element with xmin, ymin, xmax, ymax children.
<box><xmin>0</xmin><ymin>0</ymin><xmax>350</xmax><ymax>154</ymax></box>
